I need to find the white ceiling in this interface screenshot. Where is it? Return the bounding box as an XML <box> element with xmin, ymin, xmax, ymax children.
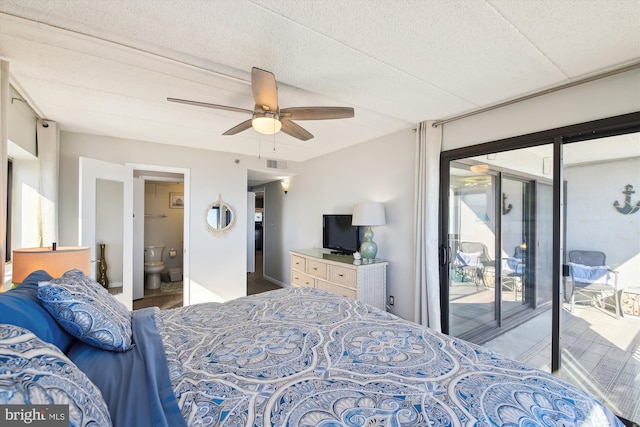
<box><xmin>1</xmin><ymin>0</ymin><xmax>639</xmax><ymax>170</ymax></box>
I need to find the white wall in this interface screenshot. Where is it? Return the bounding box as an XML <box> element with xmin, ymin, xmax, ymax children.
<box><xmin>7</xmin><ymin>83</ymin><xmax>40</xmax><ymax>250</ymax></box>
<box><xmin>263</xmin><ymin>128</ymin><xmax>417</xmax><ymax>320</ymax></box>
<box><xmin>11</xmin><ymin>156</ymin><xmax>41</xmax><ymax>249</ymax></box>
<box><xmin>58</xmin><ymin>131</ymin><xmax>261</xmax><ymax>303</ymax></box>
<box><xmin>8</xmin><ymin>86</ymin><xmax>36</xmax><ymax>156</ymax></box>
<box><xmin>442</xmin><ymin>69</ymin><xmax>640</xmax><ymax>150</ymax></box>
<box><xmin>565</xmin><ymin>158</ymin><xmax>640</xmax><ymax>289</ymax></box>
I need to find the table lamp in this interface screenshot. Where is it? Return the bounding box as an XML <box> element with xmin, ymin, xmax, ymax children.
<box><xmin>352</xmin><ymin>201</ymin><xmax>386</xmax><ymax>260</ymax></box>
<box><xmin>12</xmin><ymin>244</ymin><xmax>91</xmax><ymax>284</ymax></box>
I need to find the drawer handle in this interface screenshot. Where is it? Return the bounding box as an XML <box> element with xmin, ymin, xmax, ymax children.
<box><xmin>313</xmin><ymin>267</ymin><xmax>318</xmax><ymax>271</ymax></box>
<box><xmin>338</xmin><ymin>274</ymin><xmax>344</xmax><ymax>277</ymax></box>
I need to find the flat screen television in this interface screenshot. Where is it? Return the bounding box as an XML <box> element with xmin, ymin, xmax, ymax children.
<box><xmin>323</xmin><ymin>214</ymin><xmax>359</xmax><ymax>255</ymax></box>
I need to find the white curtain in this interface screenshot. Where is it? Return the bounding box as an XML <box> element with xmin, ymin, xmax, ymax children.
<box><xmin>37</xmin><ymin>119</ymin><xmax>59</xmax><ymax>247</ymax></box>
<box><xmin>0</xmin><ymin>61</ymin><xmax>8</xmax><ymax>286</ymax></box>
<box><xmin>413</xmin><ymin>121</ymin><xmax>442</xmax><ymax>331</ymax></box>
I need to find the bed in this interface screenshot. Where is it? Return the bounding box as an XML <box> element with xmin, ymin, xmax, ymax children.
<box><xmin>1</xmin><ymin>269</ymin><xmax>625</xmax><ymax>427</ymax></box>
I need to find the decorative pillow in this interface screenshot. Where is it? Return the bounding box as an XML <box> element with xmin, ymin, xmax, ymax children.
<box><xmin>0</xmin><ymin>270</ymin><xmax>76</xmax><ymax>353</ymax></box>
<box><xmin>38</xmin><ymin>270</ymin><xmax>133</xmax><ymax>352</ymax></box>
<box><xmin>0</xmin><ymin>323</ymin><xmax>113</xmax><ymax>427</ymax></box>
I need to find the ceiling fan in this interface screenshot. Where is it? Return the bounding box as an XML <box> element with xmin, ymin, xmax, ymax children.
<box><xmin>167</xmin><ymin>67</ymin><xmax>354</xmax><ymax>141</ymax></box>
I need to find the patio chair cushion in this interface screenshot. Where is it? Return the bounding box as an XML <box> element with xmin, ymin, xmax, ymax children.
<box><xmin>569</xmin><ymin>262</ymin><xmax>612</xmax><ymax>285</ymax></box>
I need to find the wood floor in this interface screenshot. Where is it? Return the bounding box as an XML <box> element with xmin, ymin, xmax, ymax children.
<box><xmin>133</xmin><ymin>250</ymin><xmax>280</xmax><ymax>310</ymax></box>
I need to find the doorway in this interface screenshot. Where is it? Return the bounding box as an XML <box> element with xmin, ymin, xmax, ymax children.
<box><xmin>130</xmin><ymin>165</ymin><xmax>190</xmax><ymax>309</ymax></box>
<box><xmin>132</xmin><ymin>175</ymin><xmax>184</xmax><ymax>310</ymax></box>
<box><xmin>247</xmin><ymin>188</ymin><xmax>276</xmax><ymax>294</ymax></box>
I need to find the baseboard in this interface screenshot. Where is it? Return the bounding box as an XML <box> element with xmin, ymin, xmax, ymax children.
<box><xmin>262</xmin><ymin>274</ymin><xmax>287</xmax><ymax>288</ymax></box>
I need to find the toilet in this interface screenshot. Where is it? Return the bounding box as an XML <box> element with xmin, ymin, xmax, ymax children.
<box><xmin>144</xmin><ymin>246</ymin><xmax>165</xmax><ymax>289</ymax></box>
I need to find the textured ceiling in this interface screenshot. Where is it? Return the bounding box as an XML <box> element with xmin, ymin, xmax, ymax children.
<box><xmin>0</xmin><ymin>0</ymin><xmax>639</xmax><ymax>167</ymax></box>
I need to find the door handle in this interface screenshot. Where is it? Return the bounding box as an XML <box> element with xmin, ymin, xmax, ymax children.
<box><xmin>439</xmin><ymin>245</ymin><xmax>450</xmax><ymax>266</ymax></box>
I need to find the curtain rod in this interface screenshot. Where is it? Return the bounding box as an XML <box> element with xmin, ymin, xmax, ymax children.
<box><xmin>431</xmin><ymin>61</ymin><xmax>640</xmax><ymax>128</ymax></box>
<box><xmin>10</xmin><ymin>83</ymin><xmax>43</xmax><ymax>121</ymax></box>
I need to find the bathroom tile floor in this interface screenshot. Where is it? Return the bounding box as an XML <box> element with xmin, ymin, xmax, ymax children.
<box><xmin>133</xmin><ymin>281</ymin><xmax>183</xmax><ymax>310</ymax></box>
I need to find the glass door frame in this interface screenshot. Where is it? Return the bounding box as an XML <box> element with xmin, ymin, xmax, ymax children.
<box><xmin>439</xmin><ymin>111</ymin><xmax>640</xmax><ymax>372</ymax></box>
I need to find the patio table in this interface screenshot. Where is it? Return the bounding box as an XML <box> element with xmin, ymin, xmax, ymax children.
<box><xmin>621</xmin><ymin>286</ymin><xmax>640</xmax><ymax>317</ymax></box>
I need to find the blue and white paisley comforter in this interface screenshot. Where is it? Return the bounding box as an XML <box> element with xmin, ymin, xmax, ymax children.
<box><xmin>157</xmin><ymin>287</ymin><xmax>622</xmax><ymax>427</ymax></box>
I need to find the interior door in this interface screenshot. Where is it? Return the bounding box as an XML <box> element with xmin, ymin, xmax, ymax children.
<box><xmin>79</xmin><ymin>157</ymin><xmax>133</xmax><ymax>309</ymax></box>
<box><xmin>247</xmin><ymin>192</ymin><xmax>256</xmax><ymax>273</ymax></box>
<box><xmin>132</xmin><ymin>177</ymin><xmax>145</xmax><ymax>300</ymax></box>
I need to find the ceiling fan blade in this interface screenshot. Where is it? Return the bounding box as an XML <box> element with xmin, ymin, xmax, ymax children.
<box><xmin>167</xmin><ymin>97</ymin><xmax>253</xmax><ymax>115</ymax></box>
<box><xmin>222</xmin><ymin>119</ymin><xmax>253</xmax><ymax>135</ymax></box>
<box><xmin>280</xmin><ymin>120</ymin><xmax>314</xmax><ymax>141</ymax></box>
<box><xmin>280</xmin><ymin>106</ymin><xmax>354</xmax><ymax>120</ymax></box>
<box><xmin>251</xmin><ymin>67</ymin><xmax>278</xmax><ymax>111</ymax></box>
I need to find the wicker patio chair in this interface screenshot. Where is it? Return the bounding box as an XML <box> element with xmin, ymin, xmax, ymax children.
<box><xmin>568</xmin><ymin>250</ymin><xmax>619</xmax><ymax>318</ymax></box>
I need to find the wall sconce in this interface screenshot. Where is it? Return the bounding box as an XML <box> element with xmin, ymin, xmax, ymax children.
<box><xmin>12</xmin><ymin>245</ymin><xmax>91</xmax><ymax>284</ymax></box>
<box><xmin>281</xmin><ymin>180</ymin><xmax>290</xmax><ymax>194</ymax></box>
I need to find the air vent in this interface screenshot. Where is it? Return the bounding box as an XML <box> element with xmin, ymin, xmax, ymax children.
<box><xmin>266</xmin><ymin>159</ymin><xmax>288</xmax><ymax>170</ymax></box>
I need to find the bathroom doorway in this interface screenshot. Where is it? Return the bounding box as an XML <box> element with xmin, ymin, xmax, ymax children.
<box><xmin>130</xmin><ymin>165</ymin><xmax>189</xmax><ymax>310</ymax></box>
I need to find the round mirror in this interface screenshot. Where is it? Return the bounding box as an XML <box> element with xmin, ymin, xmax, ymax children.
<box><xmin>205</xmin><ymin>197</ymin><xmax>236</xmax><ymax>237</ymax></box>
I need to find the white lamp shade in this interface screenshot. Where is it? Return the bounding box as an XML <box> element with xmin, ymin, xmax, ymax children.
<box><xmin>12</xmin><ymin>246</ymin><xmax>91</xmax><ymax>284</ymax></box>
<box><xmin>352</xmin><ymin>201</ymin><xmax>386</xmax><ymax>226</ymax></box>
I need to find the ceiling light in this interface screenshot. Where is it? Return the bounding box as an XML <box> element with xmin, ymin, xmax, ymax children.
<box><xmin>252</xmin><ymin>112</ymin><xmax>282</xmax><ymax>135</ymax></box>
<box><xmin>470</xmin><ymin>164</ymin><xmax>489</xmax><ymax>173</ymax></box>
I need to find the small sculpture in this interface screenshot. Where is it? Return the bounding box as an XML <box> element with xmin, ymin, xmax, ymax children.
<box><xmin>97</xmin><ymin>243</ymin><xmax>109</xmax><ymax>288</ymax></box>
<box><xmin>353</xmin><ymin>251</ymin><xmax>362</xmax><ymax>260</ymax></box>
<box><xmin>613</xmin><ymin>184</ymin><xmax>640</xmax><ymax>215</ymax></box>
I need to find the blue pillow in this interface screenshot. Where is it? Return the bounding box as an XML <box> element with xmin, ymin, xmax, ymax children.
<box><xmin>0</xmin><ymin>270</ymin><xmax>76</xmax><ymax>353</ymax></box>
<box><xmin>0</xmin><ymin>323</ymin><xmax>113</xmax><ymax>427</ymax></box>
<box><xmin>38</xmin><ymin>270</ymin><xmax>133</xmax><ymax>352</ymax></box>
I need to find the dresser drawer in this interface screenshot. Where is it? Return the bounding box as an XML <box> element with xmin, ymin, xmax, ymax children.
<box><xmin>328</xmin><ymin>265</ymin><xmax>356</xmax><ymax>288</ymax></box>
<box><xmin>291</xmin><ymin>254</ymin><xmax>306</xmax><ymax>271</ymax></box>
<box><xmin>291</xmin><ymin>271</ymin><xmax>315</xmax><ymax>288</ymax></box>
<box><xmin>317</xmin><ymin>280</ymin><xmax>357</xmax><ymax>300</ymax></box>
<box><xmin>306</xmin><ymin>259</ymin><xmax>328</xmax><ymax>279</ymax></box>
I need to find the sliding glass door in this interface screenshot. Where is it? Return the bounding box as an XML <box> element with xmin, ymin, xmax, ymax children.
<box><xmin>446</xmin><ymin>147</ymin><xmax>553</xmax><ymax>348</ymax></box>
<box><xmin>448</xmin><ymin>167</ymin><xmax>497</xmax><ymax>337</ymax></box>
<box><xmin>439</xmin><ymin>112</ymin><xmax>640</xmax><ymax>422</ymax></box>
<box><xmin>559</xmin><ymin>134</ymin><xmax>640</xmax><ymax>421</ymax></box>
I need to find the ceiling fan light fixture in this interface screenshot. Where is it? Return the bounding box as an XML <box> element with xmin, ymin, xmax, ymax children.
<box><xmin>252</xmin><ymin>112</ymin><xmax>282</xmax><ymax>135</ymax></box>
<box><xmin>470</xmin><ymin>164</ymin><xmax>490</xmax><ymax>173</ymax></box>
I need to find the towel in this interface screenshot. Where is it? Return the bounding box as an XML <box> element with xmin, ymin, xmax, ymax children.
<box><xmin>455</xmin><ymin>250</ymin><xmax>483</xmax><ymax>266</ymax></box>
<box><xmin>569</xmin><ymin>262</ymin><xmax>612</xmax><ymax>285</ymax></box>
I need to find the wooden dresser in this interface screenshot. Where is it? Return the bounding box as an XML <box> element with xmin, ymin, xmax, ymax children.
<box><xmin>290</xmin><ymin>249</ymin><xmax>388</xmax><ymax>311</ymax></box>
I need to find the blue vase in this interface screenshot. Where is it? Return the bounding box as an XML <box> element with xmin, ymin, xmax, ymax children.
<box><xmin>359</xmin><ymin>226</ymin><xmax>378</xmax><ymax>259</ymax></box>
